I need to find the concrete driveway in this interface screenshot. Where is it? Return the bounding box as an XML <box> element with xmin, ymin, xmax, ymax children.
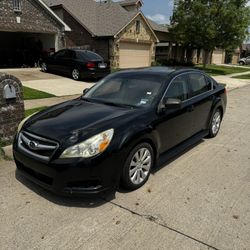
<box><xmin>0</xmin><ymin>86</ymin><xmax>250</xmax><ymax>250</ymax></box>
<box><xmin>0</xmin><ymin>68</ymin><xmax>95</xmax><ymax>96</ymax></box>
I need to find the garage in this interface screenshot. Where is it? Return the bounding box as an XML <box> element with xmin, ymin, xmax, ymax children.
<box><xmin>212</xmin><ymin>49</ymin><xmax>225</xmax><ymax>65</ymax></box>
<box><xmin>0</xmin><ymin>31</ymin><xmax>56</xmax><ymax>68</ymax></box>
<box><xmin>119</xmin><ymin>42</ymin><xmax>151</xmax><ymax>68</ymax></box>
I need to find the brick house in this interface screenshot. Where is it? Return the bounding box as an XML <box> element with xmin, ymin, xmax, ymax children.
<box><xmin>43</xmin><ymin>0</ymin><xmax>158</xmax><ymax>68</ymax></box>
<box><xmin>0</xmin><ymin>0</ymin><xmax>70</xmax><ymax>68</ymax></box>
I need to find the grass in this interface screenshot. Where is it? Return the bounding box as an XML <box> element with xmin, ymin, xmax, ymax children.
<box><xmin>25</xmin><ymin>106</ymin><xmax>48</xmax><ymax>117</ymax></box>
<box><xmin>195</xmin><ymin>65</ymin><xmax>250</xmax><ymax>76</ymax></box>
<box><xmin>232</xmin><ymin>74</ymin><xmax>250</xmax><ymax>79</ymax></box>
<box><xmin>23</xmin><ymin>86</ymin><xmax>55</xmax><ymax>100</ymax></box>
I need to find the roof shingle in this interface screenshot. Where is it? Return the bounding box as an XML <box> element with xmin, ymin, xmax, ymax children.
<box><xmin>43</xmin><ymin>0</ymin><xmax>137</xmax><ymax>36</ymax></box>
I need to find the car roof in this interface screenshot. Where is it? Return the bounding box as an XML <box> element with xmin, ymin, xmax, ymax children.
<box><xmin>113</xmin><ymin>67</ymin><xmax>205</xmax><ymax>78</ymax></box>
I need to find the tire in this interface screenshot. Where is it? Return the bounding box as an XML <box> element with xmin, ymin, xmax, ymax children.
<box><xmin>239</xmin><ymin>61</ymin><xmax>245</xmax><ymax>65</ymax></box>
<box><xmin>41</xmin><ymin>62</ymin><xmax>48</xmax><ymax>72</ymax></box>
<box><xmin>72</xmin><ymin>68</ymin><xmax>80</xmax><ymax>81</ymax></box>
<box><xmin>208</xmin><ymin>109</ymin><xmax>222</xmax><ymax>138</ymax></box>
<box><xmin>121</xmin><ymin>143</ymin><xmax>154</xmax><ymax>190</ymax></box>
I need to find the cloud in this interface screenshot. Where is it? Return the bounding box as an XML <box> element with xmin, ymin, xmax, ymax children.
<box><xmin>147</xmin><ymin>14</ymin><xmax>169</xmax><ymax>24</ymax></box>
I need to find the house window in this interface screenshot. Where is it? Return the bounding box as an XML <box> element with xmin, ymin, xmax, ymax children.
<box><xmin>13</xmin><ymin>0</ymin><xmax>21</xmax><ymax>12</ymax></box>
<box><xmin>136</xmin><ymin>20</ymin><xmax>140</xmax><ymax>34</ymax></box>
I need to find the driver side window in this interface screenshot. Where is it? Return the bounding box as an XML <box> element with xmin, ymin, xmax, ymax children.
<box><xmin>54</xmin><ymin>50</ymin><xmax>66</xmax><ymax>59</ymax></box>
<box><xmin>165</xmin><ymin>75</ymin><xmax>188</xmax><ymax>101</ymax></box>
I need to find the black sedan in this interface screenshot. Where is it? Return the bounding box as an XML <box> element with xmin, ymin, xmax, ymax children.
<box><xmin>41</xmin><ymin>49</ymin><xmax>110</xmax><ymax>80</ymax></box>
<box><xmin>14</xmin><ymin>67</ymin><xmax>227</xmax><ymax>196</ymax></box>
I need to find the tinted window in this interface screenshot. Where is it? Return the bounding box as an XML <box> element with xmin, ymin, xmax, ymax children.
<box><xmin>165</xmin><ymin>75</ymin><xmax>188</xmax><ymax>101</ymax></box>
<box><xmin>76</xmin><ymin>51</ymin><xmax>103</xmax><ymax>61</ymax></box>
<box><xmin>189</xmin><ymin>73</ymin><xmax>211</xmax><ymax>97</ymax></box>
<box><xmin>84</xmin><ymin>74</ymin><xmax>165</xmax><ymax>107</ymax></box>
<box><xmin>65</xmin><ymin>50</ymin><xmax>76</xmax><ymax>59</ymax></box>
<box><xmin>54</xmin><ymin>50</ymin><xmax>66</xmax><ymax>58</ymax></box>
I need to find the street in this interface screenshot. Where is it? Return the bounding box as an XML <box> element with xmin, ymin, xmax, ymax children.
<box><xmin>0</xmin><ymin>85</ymin><xmax>249</xmax><ymax>250</ymax></box>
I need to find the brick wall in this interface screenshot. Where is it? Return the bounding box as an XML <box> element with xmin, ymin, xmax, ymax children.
<box><xmin>0</xmin><ymin>0</ymin><xmax>62</xmax><ymax>33</ymax></box>
<box><xmin>0</xmin><ymin>73</ymin><xmax>24</xmax><ymax>145</ymax></box>
<box><xmin>53</xmin><ymin>7</ymin><xmax>110</xmax><ymax>61</ymax></box>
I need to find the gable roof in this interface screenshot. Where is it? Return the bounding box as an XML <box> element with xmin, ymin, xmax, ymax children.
<box><xmin>147</xmin><ymin>19</ymin><xmax>169</xmax><ymax>33</ymax></box>
<box><xmin>44</xmin><ymin>0</ymin><xmax>138</xmax><ymax>36</ymax></box>
<box><xmin>38</xmin><ymin>0</ymin><xmax>71</xmax><ymax>31</ymax></box>
<box><xmin>118</xmin><ymin>0</ymin><xmax>143</xmax><ymax>7</ymax></box>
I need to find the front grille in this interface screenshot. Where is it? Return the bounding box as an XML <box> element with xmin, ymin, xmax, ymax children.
<box><xmin>18</xmin><ymin>131</ymin><xmax>59</xmax><ymax>162</ymax></box>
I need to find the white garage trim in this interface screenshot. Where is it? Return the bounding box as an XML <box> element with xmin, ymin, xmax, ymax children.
<box><xmin>119</xmin><ymin>42</ymin><xmax>151</xmax><ymax>68</ymax></box>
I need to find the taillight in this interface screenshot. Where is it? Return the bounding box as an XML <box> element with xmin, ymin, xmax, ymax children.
<box><xmin>224</xmin><ymin>88</ymin><xmax>227</xmax><ymax>95</ymax></box>
<box><xmin>86</xmin><ymin>62</ymin><xmax>95</xmax><ymax>69</ymax></box>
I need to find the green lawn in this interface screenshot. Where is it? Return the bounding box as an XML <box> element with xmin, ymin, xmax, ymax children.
<box><xmin>25</xmin><ymin>106</ymin><xmax>48</xmax><ymax>117</ymax></box>
<box><xmin>23</xmin><ymin>86</ymin><xmax>55</xmax><ymax>100</ymax></box>
<box><xmin>232</xmin><ymin>74</ymin><xmax>250</xmax><ymax>79</ymax></box>
<box><xmin>195</xmin><ymin>65</ymin><xmax>250</xmax><ymax>76</ymax></box>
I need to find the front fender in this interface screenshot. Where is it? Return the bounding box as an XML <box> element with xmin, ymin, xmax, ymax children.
<box><xmin>117</xmin><ymin>124</ymin><xmax>161</xmax><ymax>162</ymax></box>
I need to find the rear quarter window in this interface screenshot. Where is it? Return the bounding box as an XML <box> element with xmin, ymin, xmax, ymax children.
<box><xmin>188</xmin><ymin>73</ymin><xmax>211</xmax><ymax>97</ymax></box>
<box><xmin>76</xmin><ymin>51</ymin><xmax>103</xmax><ymax>61</ymax></box>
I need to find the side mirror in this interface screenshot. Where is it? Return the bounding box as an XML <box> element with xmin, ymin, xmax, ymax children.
<box><xmin>164</xmin><ymin>98</ymin><xmax>182</xmax><ymax>109</ymax></box>
<box><xmin>83</xmin><ymin>88</ymin><xmax>90</xmax><ymax>95</ymax></box>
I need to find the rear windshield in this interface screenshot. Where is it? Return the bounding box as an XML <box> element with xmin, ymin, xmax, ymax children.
<box><xmin>76</xmin><ymin>51</ymin><xmax>103</xmax><ymax>61</ymax></box>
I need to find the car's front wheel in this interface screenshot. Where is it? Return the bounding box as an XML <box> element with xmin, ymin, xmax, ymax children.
<box><xmin>239</xmin><ymin>61</ymin><xmax>245</xmax><ymax>65</ymax></box>
<box><xmin>72</xmin><ymin>68</ymin><xmax>80</xmax><ymax>81</ymax></box>
<box><xmin>121</xmin><ymin>143</ymin><xmax>154</xmax><ymax>190</ymax></box>
<box><xmin>208</xmin><ymin>109</ymin><xmax>222</xmax><ymax>138</ymax></box>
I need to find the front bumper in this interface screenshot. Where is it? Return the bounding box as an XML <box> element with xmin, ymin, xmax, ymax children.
<box><xmin>13</xmin><ymin>144</ymin><xmax>123</xmax><ymax>197</ymax></box>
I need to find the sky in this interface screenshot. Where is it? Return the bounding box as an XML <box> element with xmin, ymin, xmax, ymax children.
<box><xmin>142</xmin><ymin>0</ymin><xmax>174</xmax><ymax>24</ymax></box>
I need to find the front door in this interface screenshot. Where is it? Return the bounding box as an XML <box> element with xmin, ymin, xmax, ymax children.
<box><xmin>156</xmin><ymin>74</ymin><xmax>194</xmax><ymax>153</ymax></box>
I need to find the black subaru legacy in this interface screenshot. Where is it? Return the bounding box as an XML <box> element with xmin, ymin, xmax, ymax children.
<box><xmin>41</xmin><ymin>49</ymin><xmax>110</xmax><ymax>80</ymax></box>
<box><xmin>13</xmin><ymin>67</ymin><xmax>227</xmax><ymax>196</ymax></box>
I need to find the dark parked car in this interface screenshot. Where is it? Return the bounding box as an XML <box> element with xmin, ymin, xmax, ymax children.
<box><xmin>41</xmin><ymin>49</ymin><xmax>110</xmax><ymax>80</ymax></box>
<box><xmin>14</xmin><ymin>67</ymin><xmax>227</xmax><ymax>196</ymax></box>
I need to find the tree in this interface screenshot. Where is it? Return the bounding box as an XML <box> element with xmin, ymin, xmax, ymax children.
<box><xmin>170</xmin><ymin>0</ymin><xmax>250</xmax><ymax>67</ymax></box>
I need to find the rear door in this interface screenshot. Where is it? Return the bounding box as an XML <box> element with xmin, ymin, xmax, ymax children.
<box><xmin>52</xmin><ymin>50</ymin><xmax>67</xmax><ymax>73</ymax></box>
<box><xmin>187</xmin><ymin>72</ymin><xmax>213</xmax><ymax>135</ymax></box>
<box><xmin>157</xmin><ymin>74</ymin><xmax>194</xmax><ymax>152</ymax></box>
<box><xmin>61</xmin><ymin>50</ymin><xmax>76</xmax><ymax>74</ymax></box>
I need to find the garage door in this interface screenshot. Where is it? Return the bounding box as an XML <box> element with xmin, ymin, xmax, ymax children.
<box><xmin>119</xmin><ymin>42</ymin><xmax>151</xmax><ymax>68</ymax></box>
<box><xmin>212</xmin><ymin>50</ymin><xmax>224</xmax><ymax>65</ymax></box>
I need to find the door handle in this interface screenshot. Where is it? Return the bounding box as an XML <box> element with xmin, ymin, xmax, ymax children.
<box><xmin>187</xmin><ymin>105</ymin><xmax>194</xmax><ymax>112</ymax></box>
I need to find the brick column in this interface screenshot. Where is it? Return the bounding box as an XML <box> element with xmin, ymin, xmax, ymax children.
<box><xmin>0</xmin><ymin>73</ymin><xmax>24</xmax><ymax>145</ymax></box>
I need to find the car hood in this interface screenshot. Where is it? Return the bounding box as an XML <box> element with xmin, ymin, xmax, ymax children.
<box><xmin>23</xmin><ymin>99</ymin><xmax>142</xmax><ymax>143</ymax></box>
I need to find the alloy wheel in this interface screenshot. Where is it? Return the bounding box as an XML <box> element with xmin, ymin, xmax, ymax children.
<box><xmin>41</xmin><ymin>62</ymin><xmax>47</xmax><ymax>72</ymax></box>
<box><xmin>72</xmin><ymin>69</ymin><xmax>80</xmax><ymax>80</ymax></box>
<box><xmin>129</xmin><ymin>148</ymin><xmax>152</xmax><ymax>185</ymax></box>
<box><xmin>211</xmin><ymin>111</ymin><xmax>221</xmax><ymax>135</ymax></box>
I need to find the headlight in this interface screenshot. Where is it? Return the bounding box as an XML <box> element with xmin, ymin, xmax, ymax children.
<box><xmin>60</xmin><ymin>129</ymin><xmax>114</xmax><ymax>159</ymax></box>
<box><xmin>17</xmin><ymin>112</ymin><xmax>38</xmax><ymax>133</ymax></box>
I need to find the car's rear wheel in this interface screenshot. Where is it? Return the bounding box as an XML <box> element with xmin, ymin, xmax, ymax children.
<box><xmin>41</xmin><ymin>62</ymin><xmax>48</xmax><ymax>72</ymax></box>
<box><xmin>72</xmin><ymin>68</ymin><xmax>80</xmax><ymax>81</ymax></box>
<box><xmin>208</xmin><ymin>109</ymin><xmax>222</xmax><ymax>138</ymax></box>
<box><xmin>121</xmin><ymin>143</ymin><xmax>154</xmax><ymax>190</ymax></box>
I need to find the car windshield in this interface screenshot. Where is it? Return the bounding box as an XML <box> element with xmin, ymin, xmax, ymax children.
<box><xmin>83</xmin><ymin>73</ymin><xmax>166</xmax><ymax>108</ymax></box>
